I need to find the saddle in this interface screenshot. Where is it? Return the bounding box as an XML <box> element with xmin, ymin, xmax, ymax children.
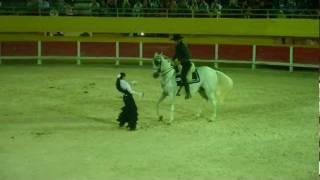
<box><xmin>175</xmin><ymin>63</ymin><xmax>200</xmax><ymax>86</ymax></box>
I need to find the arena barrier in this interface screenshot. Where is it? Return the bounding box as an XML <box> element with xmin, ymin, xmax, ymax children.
<box><xmin>0</xmin><ymin>40</ymin><xmax>319</xmax><ymax>71</ymax></box>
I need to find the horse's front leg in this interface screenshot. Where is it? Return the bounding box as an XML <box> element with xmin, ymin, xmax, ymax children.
<box><xmin>156</xmin><ymin>92</ymin><xmax>167</xmax><ymax>121</ymax></box>
<box><xmin>167</xmin><ymin>94</ymin><xmax>175</xmax><ymax>125</ymax></box>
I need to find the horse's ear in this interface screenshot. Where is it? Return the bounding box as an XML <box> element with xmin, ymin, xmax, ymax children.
<box><xmin>154</xmin><ymin>52</ymin><xmax>158</xmax><ymax>56</ymax></box>
<box><xmin>160</xmin><ymin>52</ymin><xmax>163</xmax><ymax>55</ymax></box>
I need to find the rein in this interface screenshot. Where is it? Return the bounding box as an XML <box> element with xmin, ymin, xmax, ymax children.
<box><xmin>160</xmin><ymin>67</ymin><xmax>174</xmax><ymax>76</ymax></box>
<box><xmin>155</xmin><ymin>57</ymin><xmax>174</xmax><ymax>77</ymax></box>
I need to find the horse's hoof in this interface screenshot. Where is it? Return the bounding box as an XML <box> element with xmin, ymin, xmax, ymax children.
<box><xmin>158</xmin><ymin>115</ymin><xmax>163</xmax><ymax>121</ymax></box>
<box><xmin>208</xmin><ymin>117</ymin><xmax>215</xmax><ymax>122</ymax></box>
<box><xmin>166</xmin><ymin>121</ymin><xmax>172</xmax><ymax>125</ymax></box>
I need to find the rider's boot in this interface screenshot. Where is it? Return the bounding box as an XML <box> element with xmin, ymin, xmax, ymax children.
<box><xmin>184</xmin><ymin>83</ymin><xmax>192</xmax><ymax>100</ymax></box>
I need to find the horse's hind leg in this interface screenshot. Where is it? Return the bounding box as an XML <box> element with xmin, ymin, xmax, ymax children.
<box><xmin>198</xmin><ymin>87</ymin><xmax>208</xmax><ymax>100</ymax></box>
<box><xmin>207</xmin><ymin>93</ymin><xmax>217</xmax><ymax>122</ymax></box>
<box><xmin>197</xmin><ymin>87</ymin><xmax>208</xmax><ymax>118</ymax></box>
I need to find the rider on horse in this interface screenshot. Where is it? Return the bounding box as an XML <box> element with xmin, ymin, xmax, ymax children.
<box><xmin>171</xmin><ymin>34</ymin><xmax>192</xmax><ymax>100</ymax></box>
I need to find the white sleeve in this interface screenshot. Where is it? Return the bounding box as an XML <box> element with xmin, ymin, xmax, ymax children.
<box><xmin>120</xmin><ymin>80</ymin><xmax>141</xmax><ymax>96</ymax></box>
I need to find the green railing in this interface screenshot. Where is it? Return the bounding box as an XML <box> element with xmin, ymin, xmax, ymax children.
<box><xmin>0</xmin><ymin>7</ymin><xmax>319</xmax><ymax>19</ymax></box>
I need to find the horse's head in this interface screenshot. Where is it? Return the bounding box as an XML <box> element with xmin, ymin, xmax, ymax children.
<box><xmin>152</xmin><ymin>52</ymin><xmax>164</xmax><ymax>78</ymax></box>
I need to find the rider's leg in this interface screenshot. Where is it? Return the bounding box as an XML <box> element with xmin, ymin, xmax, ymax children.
<box><xmin>181</xmin><ymin>62</ymin><xmax>192</xmax><ymax>99</ymax></box>
<box><xmin>174</xmin><ymin>65</ymin><xmax>179</xmax><ymax>73</ymax></box>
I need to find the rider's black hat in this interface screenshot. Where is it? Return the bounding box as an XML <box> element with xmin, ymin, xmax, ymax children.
<box><xmin>170</xmin><ymin>34</ymin><xmax>183</xmax><ymax>41</ymax></box>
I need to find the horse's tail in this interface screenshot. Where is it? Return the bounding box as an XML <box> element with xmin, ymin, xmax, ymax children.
<box><xmin>216</xmin><ymin>71</ymin><xmax>233</xmax><ymax>103</ymax></box>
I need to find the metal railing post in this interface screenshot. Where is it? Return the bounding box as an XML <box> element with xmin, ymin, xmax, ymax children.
<box><xmin>289</xmin><ymin>46</ymin><xmax>294</xmax><ymax>72</ymax></box>
<box><xmin>252</xmin><ymin>45</ymin><xmax>256</xmax><ymax>70</ymax></box>
<box><xmin>214</xmin><ymin>44</ymin><xmax>219</xmax><ymax>68</ymax></box>
<box><xmin>115</xmin><ymin>41</ymin><xmax>120</xmax><ymax>66</ymax></box>
<box><xmin>139</xmin><ymin>41</ymin><xmax>143</xmax><ymax>66</ymax></box>
<box><xmin>77</xmin><ymin>40</ymin><xmax>81</xmax><ymax>65</ymax></box>
<box><xmin>37</xmin><ymin>40</ymin><xmax>42</xmax><ymax>65</ymax></box>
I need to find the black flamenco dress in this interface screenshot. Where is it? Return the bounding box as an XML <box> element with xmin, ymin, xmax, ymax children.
<box><xmin>116</xmin><ymin>79</ymin><xmax>138</xmax><ymax>130</ymax></box>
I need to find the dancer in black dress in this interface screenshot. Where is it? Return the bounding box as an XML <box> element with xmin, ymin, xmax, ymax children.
<box><xmin>116</xmin><ymin>72</ymin><xmax>143</xmax><ymax>131</ymax></box>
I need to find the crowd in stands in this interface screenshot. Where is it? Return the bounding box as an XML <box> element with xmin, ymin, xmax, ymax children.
<box><xmin>0</xmin><ymin>0</ymin><xmax>318</xmax><ymax>18</ymax></box>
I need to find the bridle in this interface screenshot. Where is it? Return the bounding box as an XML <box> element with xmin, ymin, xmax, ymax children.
<box><xmin>153</xmin><ymin>55</ymin><xmax>174</xmax><ymax>76</ymax></box>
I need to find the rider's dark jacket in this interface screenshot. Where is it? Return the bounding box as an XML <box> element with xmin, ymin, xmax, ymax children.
<box><xmin>172</xmin><ymin>41</ymin><xmax>191</xmax><ymax>64</ymax></box>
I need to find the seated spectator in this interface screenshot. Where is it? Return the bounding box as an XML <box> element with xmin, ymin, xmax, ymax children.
<box><xmin>251</xmin><ymin>0</ymin><xmax>266</xmax><ymax>18</ymax></box>
<box><xmin>177</xmin><ymin>0</ymin><xmax>190</xmax><ymax>17</ymax></box>
<box><xmin>121</xmin><ymin>0</ymin><xmax>131</xmax><ymax>16</ymax></box>
<box><xmin>169</xmin><ymin>0</ymin><xmax>178</xmax><ymax>17</ymax></box>
<box><xmin>104</xmin><ymin>0</ymin><xmax>117</xmax><ymax>16</ymax></box>
<box><xmin>210</xmin><ymin>0</ymin><xmax>222</xmax><ymax>18</ymax></box>
<box><xmin>49</xmin><ymin>7</ymin><xmax>59</xmax><ymax>16</ymax></box>
<box><xmin>285</xmin><ymin>0</ymin><xmax>297</xmax><ymax>18</ymax></box>
<box><xmin>55</xmin><ymin>0</ymin><xmax>65</xmax><ymax>14</ymax></box>
<box><xmin>277</xmin><ymin>9</ymin><xmax>286</xmax><ymax>18</ymax></box>
<box><xmin>91</xmin><ymin>0</ymin><xmax>102</xmax><ymax>15</ymax></box>
<box><xmin>149</xmin><ymin>0</ymin><xmax>161</xmax><ymax>16</ymax></box>
<box><xmin>73</xmin><ymin>0</ymin><xmax>93</xmax><ymax>16</ymax></box>
<box><xmin>26</xmin><ymin>0</ymin><xmax>42</xmax><ymax>15</ymax></box>
<box><xmin>197</xmin><ymin>0</ymin><xmax>210</xmax><ymax>17</ymax></box>
<box><xmin>42</xmin><ymin>0</ymin><xmax>50</xmax><ymax>9</ymax></box>
<box><xmin>64</xmin><ymin>3</ymin><xmax>73</xmax><ymax>15</ymax></box>
<box><xmin>132</xmin><ymin>0</ymin><xmax>143</xmax><ymax>17</ymax></box>
<box><xmin>189</xmin><ymin>0</ymin><xmax>198</xmax><ymax>17</ymax></box>
<box><xmin>225</xmin><ymin>0</ymin><xmax>240</xmax><ymax>18</ymax></box>
<box><xmin>241</xmin><ymin>0</ymin><xmax>251</xmax><ymax>18</ymax></box>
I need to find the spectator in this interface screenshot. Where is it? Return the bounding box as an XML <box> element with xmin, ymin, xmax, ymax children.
<box><xmin>91</xmin><ymin>0</ymin><xmax>101</xmax><ymax>15</ymax></box>
<box><xmin>240</xmin><ymin>0</ymin><xmax>250</xmax><ymax>18</ymax></box>
<box><xmin>105</xmin><ymin>0</ymin><xmax>117</xmax><ymax>16</ymax></box>
<box><xmin>277</xmin><ymin>9</ymin><xmax>286</xmax><ymax>18</ymax></box>
<box><xmin>42</xmin><ymin>0</ymin><xmax>50</xmax><ymax>9</ymax></box>
<box><xmin>92</xmin><ymin>0</ymin><xmax>100</xmax><ymax>9</ymax></box>
<box><xmin>251</xmin><ymin>0</ymin><xmax>266</xmax><ymax>18</ymax></box>
<box><xmin>176</xmin><ymin>0</ymin><xmax>190</xmax><ymax>17</ymax></box>
<box><xmin>198</xmin><ymin>0</ymin><xmax>210</xmax><ymax>17</ymax></box>
<box><xmin>226</xmin><ymin>0</ymin><xmax>240</xmax><ymax>18</ymax></box>
<box><xmin>143</xmin><ymin>0</ymin><xmax>148</xmax><ymax>7</ymax></box>
<box><xmin>169</xmin><ymin>0</ymin><xmax>178</xmax><ymax>17</ymax></box>
<box><xmin>286</xmin><ymin>0</ymin><xmax>297</xmax><ymax>18</ymax></box>
<box><xmin>278</xmin><ymin>0</ymin><xmax>285</xmax><ymax>9</ymax></box>
<box><xmin>49</xmin><ymin>7</ymin><xmax>59</xmax><ymax>16</ymax></box>
<box><xmin>122</xmin><ymin>0</ymin><xmax>131</xmax><ymax>16</ymax></box>
<box><xmin>73</xmin><ymin>0</ymin><xmax>92</xmax><ymax>16</ymax></box>
<box><xmin>189</xmin><ymin>0</ymin><xmax>199</xmax><ymax>15</ymax></box>
<box><xmin>64</xmin><ymin>3</ymin><xmax>73</xmax><ymax>15</ymax></box>
<box><xmin>210</xmin><ymin>0</ymin><xmax>222</xmax><ymax>17</ymax></box>
<box><xmin>26</xmin><ymin>0</ymin><xmax>37</xmax><ymax>8</ymax></box>
<box><xmin>55</xmin><ymin>0</ymin><xmax>65</xmax><ymax>14</ymax></box>
<box><xmin>141</xmin><ymin>0</ymin><xmax>149</xmax><ymax>15</ymax></box>
<box><xmin>149</xmin><ymin>0</ymin><xmax>161</xmax><ymax>16</ymax></box>
<box><xmin>132</xmin><ymin>0</ymin><xmax>143</xmax><ymax>17</ymax></box>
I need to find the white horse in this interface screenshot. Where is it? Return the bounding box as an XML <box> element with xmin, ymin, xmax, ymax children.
<box><xmin>152</xmin><ymin>53</ymin><xmax>233</xmax><ymax>124</ymax></box>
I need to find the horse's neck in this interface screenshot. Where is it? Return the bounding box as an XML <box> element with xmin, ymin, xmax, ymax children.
<box><xmin>160</xmin><ymin>60</ymin><xmax>175</xmax><ymax>83</ymax></box>
<box><xmin>161</xmin><ymin>60</ymin><xmax>170</xmax><ymax>71</ymax></box>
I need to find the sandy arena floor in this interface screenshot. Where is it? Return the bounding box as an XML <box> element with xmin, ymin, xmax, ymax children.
<box><xmin>0</xmin><ymin>64</ymin><xmax>318</xmax><ymax>180</ymax></box>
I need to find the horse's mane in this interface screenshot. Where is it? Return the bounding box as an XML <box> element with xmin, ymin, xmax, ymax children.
<box><xmin>155</xmin><ymin>53</ymin><xmax>170</xmax><ymax>63</ymax></box>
